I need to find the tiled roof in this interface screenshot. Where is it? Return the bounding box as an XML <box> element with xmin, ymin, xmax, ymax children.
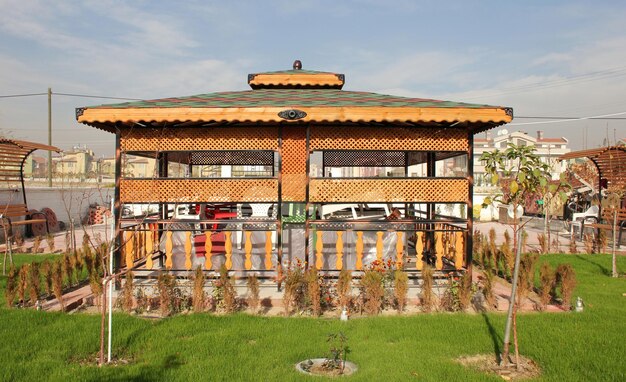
<box><xmin>86</xmin><ymin>89</ymin><xmax>496</xmax><ymax>110</ymax></box>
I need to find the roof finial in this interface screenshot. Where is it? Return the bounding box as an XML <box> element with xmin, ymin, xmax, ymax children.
<box><xmin>293</xmin><ymin>60</ymin><xmax>302</xmax><ymax>70</ymax></box>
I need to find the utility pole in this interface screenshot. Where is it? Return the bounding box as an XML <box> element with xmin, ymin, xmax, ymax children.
<box><xmin>48</xmin><ymin>88</ymin><xmax>52</xmax><ymax>187</ymax></box>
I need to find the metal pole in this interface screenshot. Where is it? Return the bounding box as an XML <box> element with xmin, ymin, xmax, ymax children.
<box><xmin>48</xmin><ymin>88</ymin><xmax>52</xmax><ymax>187</ymax></box>
<box><xmin>501</xmin><ymin>230</ymin><xmax>523</xmax><ymax>366</ymax></box>
<box><xmin>107</xmin><ymin>196</ymin><xmax>114</xmax><ymax>362</ymax></box>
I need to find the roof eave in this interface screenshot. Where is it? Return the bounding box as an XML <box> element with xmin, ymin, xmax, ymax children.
<box><xmin>77</xmin><ymin>105</ymin><xmax>512</xmax><ymax>133</ymax></box>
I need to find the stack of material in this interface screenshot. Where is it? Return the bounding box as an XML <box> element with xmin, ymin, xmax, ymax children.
<box><xmin>87</xmin><ymin>205</ymin><xmax>111</xmax><ymax>225</ymax></box>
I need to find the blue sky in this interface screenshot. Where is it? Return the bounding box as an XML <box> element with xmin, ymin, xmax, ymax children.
<box><xmin>1</xmin><ymin>0</ymin><xmax>625</xmax><ymax>156</ymax></box>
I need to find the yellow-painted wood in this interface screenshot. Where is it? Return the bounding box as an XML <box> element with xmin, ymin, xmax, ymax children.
<box><xmin>184</xmin><ymin>231</ymin><xmax>192</xmax><ymax>271</ymax></box>
<box><xmin>315</xmin><ymin>231</ymin><xmax>323</xmax><ymax>270</ymax></box>
<box><xmin>80</xmin><ymin>106</ymin><xmax>512</xmax><ymax>126</ymax></box>
<box><xmin>204</xmin><ymin>231</ymin><xmax>213</xmax><ymax>270</ymax></box>
<box><xmin>396</xmin><ymin>232</ymin><xmax>404</xmax><ymax>268</ymax></box>
<box><xmin>265</xmin><ymin>231</ymin><xmax>273</xmax><ymax>270</ymax></box>
<box><xmin>415</xmin><ymin>232</ymin><xmax>423</xmax><ymax>271</ymax></box>
<box><xmin>376</xmin><ymin>231</ymin><xmax>384</xmax><ymax>262</ymax></box>
<box><xmin>145</xmin><ymin>229</ymin><xmax>153</xmax><ymax>269</ymax></box>
<box><xmin>249</xmin><ymin>72</ymin><xmax>344</xmax><ymax>88</ymax></box>
<box><xmin>245</xmin><ymin>231</ymin><xmax>253</xmax><ymax>270</ymax></box>
<box><xmin>165</xmin><ymin>231</ymin><xmax>173</xmax><ymax>269</ymax></box>
<box><xmin>455</xmin><ymin>231</ymin><xmax>464</xmax><ymax>270</ymax></box>
<box><xmin>125</xmin><ymin>231</ymin><xmax>134</xmax><ymax>269</ymax></box>
<box><xmin>335</xmin><ymin>231</ymin><xmax>344</xmax><ymax>270</ymax></box>
<box><xmin>355</xmin><ymin>231</ymin><xmax>363</xmax><ymax>270</ymax></box>
<box><xmin>225</xmin><ymin>231</ymin><xmax>233</xmax><ymax>270</ymax></box>
<box><xmin>435</xmin><ymin>231</ymin><xmax>443</xmax><ymax>270</ymax></box>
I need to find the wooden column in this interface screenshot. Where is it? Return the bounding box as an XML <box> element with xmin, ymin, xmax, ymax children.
<box><xmin>466</xmin><ymin>131</ymin><xmax>474</xmax><ymax>272</ymax></box>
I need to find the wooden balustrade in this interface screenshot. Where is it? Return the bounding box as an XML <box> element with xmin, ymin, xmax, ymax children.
<box><xmin>118</xmin><ymin>223</ymin><xmax>466</xmax><ymax>273</ymax></box>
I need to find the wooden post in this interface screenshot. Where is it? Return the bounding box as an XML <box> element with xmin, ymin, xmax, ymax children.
<box><xmin>204</xmin><ymin>231</ymin><xmax>213</xmax><ymax>270</ymax></box>
<box><xmin>455</xmin><ymin>231</ymin><xmax>464</xmax><ymax>270</ymax></box>
<box><xmin>336</xmin><ymin>231</ymin><xmax>344</xmax><ymax>270</ymax></box>
<box><xmin>435</xmin><ymin>231</ymin><xmax>443</xmax><ymax>270</ymax></box>
<box><xmin>245</xmin><ymin>231</ymin><xmax>253</xmax><ymax>270</ymax></box>
<box><xmin>315</xmin><ymin>230</ymin><xmax>323</xmax><ymax>270</ymax></box>
<box><xmin>415</xmin><ymin>231</ymin><xmax>423</xmax><ymax>270</ymax></box>
<box><xmin>355</xmin><ymin>231</ymin><xmax>364</xmax><ymax>270</ymax></box>
<box><xmin>396</xmin><ymin>231</ymin><xmax>404</xmax><ymax>268</ymax></box>
<box><xmin>225</xmin><ymin>231</ymin><xmax>233</xmax><ymax>270</ymax></box>
<box><xmin>376</xmin><ymin>231</ymin><xmax>384</xmax><ymax>262</ymax></box>
<box><xmin>165</xmin><ymin>231</ymin><xmax>173</xmax><ymax>269</ymax></box>
<box><xmin>184</xmin><ymin>231</ymin><xmax>192</xmax><ymax>270</ymax></box>
<box><xmin>265</xmin><ymin>231</ymin><xmax>273</xmax><ymax>270</ymax></box>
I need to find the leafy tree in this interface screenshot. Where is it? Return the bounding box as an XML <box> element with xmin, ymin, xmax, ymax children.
<box><xmin>480</xmin><ymin>143</ymin><xmax>552</xmax><ymax>368</ymax></box>
<box><xmin>480</xmin><ymin>143</ymin><xmax>552</xmax><ymax>250</ymax></box>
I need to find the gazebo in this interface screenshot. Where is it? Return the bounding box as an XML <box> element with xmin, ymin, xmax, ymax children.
<box><xmin>0</xmin><ymin>139</ymin><xmax>61</xmax><ymax>238</ymax></box>
<box><xmin>76</xmin><ymin>61</ymin><xmax>512</xmax><ymax>277</ymax></box>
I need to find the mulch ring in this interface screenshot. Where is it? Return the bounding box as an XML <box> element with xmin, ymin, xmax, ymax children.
<box><xmin>457</xmin><ymin>354</ymin><xmax>541</xmax><ymax>380</ymax></box>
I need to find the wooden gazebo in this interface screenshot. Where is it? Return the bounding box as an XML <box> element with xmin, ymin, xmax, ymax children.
<box><xmin>76</xmin><ymin>61</ymin><xmax>512</xmax><ymax>277</ymax></box>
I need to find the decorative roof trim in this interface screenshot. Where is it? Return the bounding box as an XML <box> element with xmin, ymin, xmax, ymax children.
<box><xmin>78</xmin><ymin>105</ymin><xmax>512</xmax><ymax>126</ymax></box>
<box><xmin>248</xmin><ymin>72</ymin><xmax>344</xmax><ymax>89</ymax></box>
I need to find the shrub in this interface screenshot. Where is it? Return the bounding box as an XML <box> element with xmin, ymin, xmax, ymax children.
<box><xmin>538</xmin><ymin>233</ymin><xmax>548</xmax><ymax>254</ymax></box>
<box><xmin>499</xmin><ymin>242</ymin><xmax>513</xmax><ymax>280</ymax></box>
<box><xmin>419</xmin><ymin>264</ymin><xmax>435</xmax><ymax>312</ymax></box>
<box><xmin>556</xmin><ymin>264</ymin><xmax>577</xmax><ymax>309</ymax></box>
<box><xmin>246</xmin><ymin>274</ymin><xmax>260</xmax><ymax>314</ymax></box>
<box><xmin>538</xmin><ymin>262</ymin><xmax>556</xmax><ymax>310</ymax></box>
<box><xmin>157</xmin><ymin>271</ymin><xmax>176</xmax><ymax>317</ymax></box>
<box><xmin>46</xmin><ymin>233</ymin><xmax>55</xmax><ymax>253</ymax></box>
<box><xmin>192</xmin><ymin>266</ymin><xmax>206</xmax><ymax>313</ymax></box>
<box><xmin>517</xmin><ymin>254</ymin><xmax>539</xmax><ymax>306</ymax></box>
<box><xmin>336</xmin><ymin>269</ymin><xmax>352</xmax><ymax>309</ymax></box>
<box><xmin>214</xmin><ymin>265</ymin><xmax>237</xmax><ymax>314</ymax></box>
<box><xmin>282</xmin><ymin>265</ymin><xmax>304</xmax><ymax>316</ymax></box>
<box><xmin>32</xmin><ymin>235</ymin><xmax>42</xmax><ymax>254</ymax></box>
<box><xmin>480</xmin><ymin>269</ymin><xmax>496</xmax><ymax>308</ymax></box>
<box><xmin>569</xmin><ymin>238</ymin><xmax>578</xmax><ymax>254</ymax></box>
<box><xmin>305</xmin><ymin>268</ymin><xmax>321</xmax><ymax>316</ymax></box>
<box><xmin>583</xmin><ymin>233</ymin><xmax>594</xmax><ymax>254</ymax></box>
<box><xmin>17</xmin><ymin>264</ymin><xmax>29</xmax><ymax>305</ymax></box>
<box><xmin>359</xmin><ymin>268</ymin><xmax>384</xmax><ymax>315</ymax></box>
<box><xmin>51</xmin><ymin>261</ymin><xmax>64</xmax><ymax>310</ymax></box>
<box><xmin>521</xmin><ymin>229</ymin><xmax>528</xmax><ymax>254</ymax></box>
<box><xmin>457</xmin><ymin>271</ymin><xmax>473</xmax><ymax>311</ymax></box>
<box><xmin>597</xmin><ymin>230</ymin><xmax>608</xmax><ymax>254</ymax></box>
<box><xmin>62</xmin><ymin>253</ymin><xmax>73</xmax><ymax>287</ymax></box>
<box><xmin>40</xmin><ymin>260</ymin><xmax>53</xmax><ymax>297</ymax></box>
<box><xmin>135</xmin><ymin>287</ymin><xmax>149</xmax><ymax>314</ymax></box>
<box><xmin>393</xmin><ymin>270</ymin><xmax>409</xmax><ymax>313</ymax></box>
<box><xmin>5</xmin><ymin>267</ymin><xmax>17</xmax><ymax>308</ymax></box>
<box><xmin>28</xmin><ymin>262</ymin><xmax>41</xmax><ymax>304</ymax></box>
<box><xmin>122</xmin><ymin>271</ymin><xmax>134</xmax><ymax>313</ymax></box>
<box><xmin>13</xmin><ymin>230</ymin><xmax>24</xmax><ymax>253</ymax></box>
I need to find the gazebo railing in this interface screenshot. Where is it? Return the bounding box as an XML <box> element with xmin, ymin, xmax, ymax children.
<box><xmin>118</xmin><ymin>217</ymin><xmax>468</xmax><ymax>275</ymax></box>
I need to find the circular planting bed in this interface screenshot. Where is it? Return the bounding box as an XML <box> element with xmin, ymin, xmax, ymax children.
<box><xmin>296</xmin><ymin>358</ymin><xmax>358</xmax><ymax>377</ymax></box>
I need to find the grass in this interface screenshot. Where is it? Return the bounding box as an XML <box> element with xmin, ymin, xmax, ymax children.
<box><xmin>0</xmin><ymin>254</ymin><xmax>624</xmax><ymax>381</ymax></box>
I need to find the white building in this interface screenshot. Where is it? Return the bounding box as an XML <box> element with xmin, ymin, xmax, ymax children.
<box><xmin>474</xmin><ymin>129</ymin><xmax>570</xmax><ymax>187</ymax></box>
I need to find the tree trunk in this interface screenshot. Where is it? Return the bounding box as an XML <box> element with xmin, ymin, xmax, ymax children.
<box><xmin>99</xmin><ymin>280</ymin><xmax>106</xmax><ymax>366</ymax></box>
<box><xmin>513</xmin><ymin>305</ymin><xmax>520</xmax><ymax>370</ymax></box>
<box><xmin>613</xmin><ymin>210</ymin><xmax>618</xmax><ymax>278</ymax></box>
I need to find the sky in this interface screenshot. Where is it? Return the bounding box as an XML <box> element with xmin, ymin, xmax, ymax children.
<box><xmin>1</xmin><ymin>0</ymin><xmax>626</xmax><ymax>157</ymax></box>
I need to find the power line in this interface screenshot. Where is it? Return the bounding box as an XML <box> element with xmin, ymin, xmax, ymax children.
<box><xmin>509</xmin><ymin>111</ymin><xmax>626</xmax><ymax>126</ymax></box>
<box><xmin>0</xmin><ymin>92</ymin><xmax>47</xmax><ymax>98</ymax></box>
<box><xmin>53</xmin><ymin>92</ymin><xmax>143</xmax><ymax>101</ymax></box>
<box><xmin>516</xmin><ymin>116</ymin><xmax>626</xmax><ymax>120</ymax></box>
<box><xmin>0</xmin><ymin>91</ymin><xmax>142</xmax><ymax>101</ymax></box>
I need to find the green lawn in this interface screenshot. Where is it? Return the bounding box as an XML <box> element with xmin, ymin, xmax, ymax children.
<box><xmin>0</xmin><ymin>254</ymin><xmax>624</xmax><ymax>381</ymax></box>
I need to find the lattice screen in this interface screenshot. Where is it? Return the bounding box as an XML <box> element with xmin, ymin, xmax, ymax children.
<box><xmin>120</xmin><ymin>127</ymin><xmax>279</xmax><ymax>151</ymax></box>
<box><xmin>189</xmin><ymin>151</ymin><xmax>274</xmax><ymax>166</ymax></box>
<box><xmin>120</xmin><ymin>179</ymin><xmax>279</xmax><ymax>203</ymax></box>
<box><xmin>310</xmin><ymin>126</ymin><xmax>468</xmax><ymax>151</ymax></box>
<box><xmin>309</xmin><ymin>179</ymin><xmax>468</xmax><ymax>203</ymax></box>
<box><xmin>323</xmin><ymin>151</ymin><xmax>406</xmax><ymax>167</ymax></box>
<box><xmin>281</xmin><ymin>127</ymin><xmax>307</xmax><ymax>201</ymax></box>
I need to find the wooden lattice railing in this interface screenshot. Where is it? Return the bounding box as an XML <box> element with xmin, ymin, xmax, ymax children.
<box><xmin>120</xmin><ymin>220</ymin><xmax>466</xmax><ymax>273</ymax></box>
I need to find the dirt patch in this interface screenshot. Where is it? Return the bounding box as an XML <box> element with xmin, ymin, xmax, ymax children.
<box><xmin>457</xmin><ymin>354</ymin><xmax>541</xmax><ymax>380</ymax></box>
